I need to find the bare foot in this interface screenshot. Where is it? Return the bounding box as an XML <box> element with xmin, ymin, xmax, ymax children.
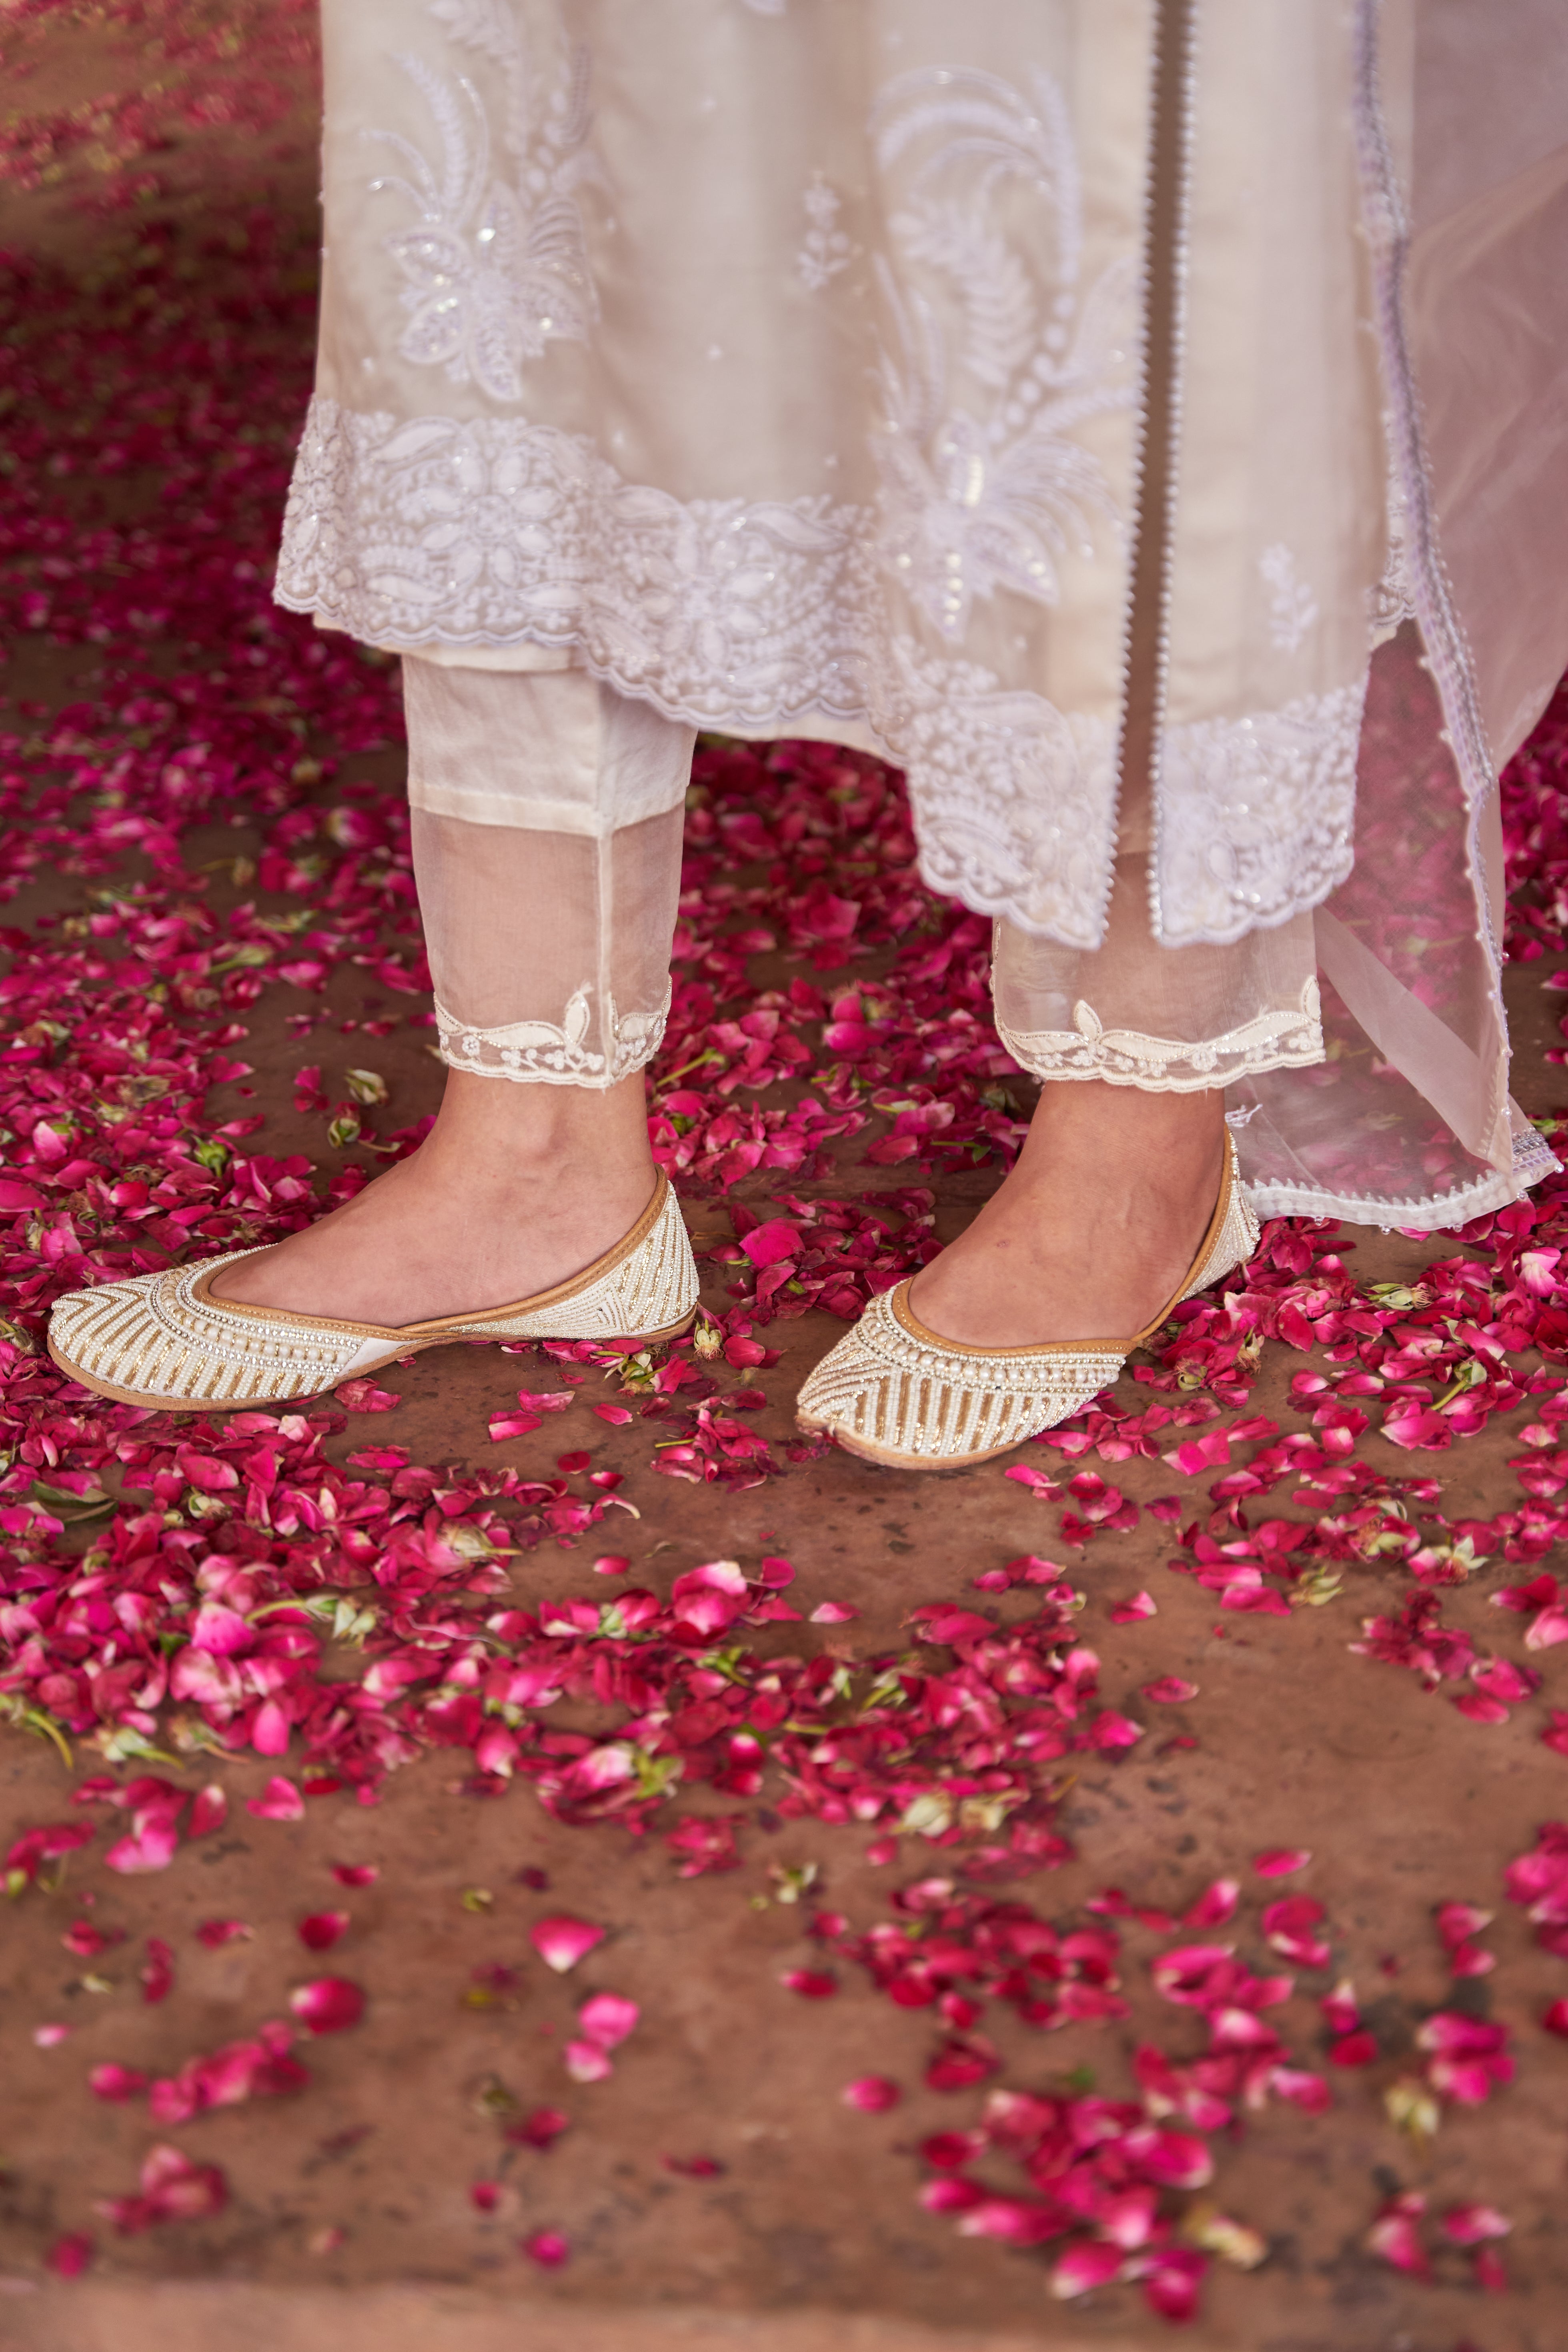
<box><xmin>907</xmin><ymin>1081</ymin><xmax>1228</xmax><ymax>1347</ymax></box>
<box><xmin>210</xmin><ymin>1069</ymin><xmax>657</xmax><ymax>1328</ymax></box>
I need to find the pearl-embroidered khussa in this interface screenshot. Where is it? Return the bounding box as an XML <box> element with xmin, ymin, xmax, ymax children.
<box><xmin>797</xmin><ymin>1136</ymin><xmax>1261</xmax><ymax>1468</ymax></box>
<box><xmin>48</xmin><ymin>1180</ymin><xmax>699</xmax><ymax>1412</ymax></box>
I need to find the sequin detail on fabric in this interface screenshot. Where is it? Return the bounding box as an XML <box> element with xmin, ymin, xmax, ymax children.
<box><xmin>1154</xmin><ymin>685</ymin><xmax>1366</xmax><ymax>947</ymax></box>
<box><xmin>365</xmin><ymin>4</ymin><xmax>599</xmax><ymax>404</ymax></box>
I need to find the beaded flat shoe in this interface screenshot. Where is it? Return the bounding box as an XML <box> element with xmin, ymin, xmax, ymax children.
<box><xmin>47</xmin><ymin>1175</ymin><xmax>700</xmax><ymax>1413</ymax></box>
<box><xmin>795</xmin><ymin>1135</ymin><xmax>1259</xmax><ymax>1471</ymax></box>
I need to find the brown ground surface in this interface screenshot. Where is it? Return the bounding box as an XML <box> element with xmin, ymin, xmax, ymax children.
<box><xmin>4</xmin><ymin>21</ymin><xmax>1568</xmax><ymax>2352</ymax></box>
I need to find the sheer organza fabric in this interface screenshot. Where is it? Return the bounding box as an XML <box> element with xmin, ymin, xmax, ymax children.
<box><xmin>403</xmin><ymin>656</ymin><xmax>690</xmax><ymax>1087</ymax></box>
<box><xmin>405</xmin><ymin>651</ymin><xmax>1323</xmax><ymax>1101</ymax></box>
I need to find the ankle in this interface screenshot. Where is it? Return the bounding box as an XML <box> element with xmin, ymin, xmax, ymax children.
<box><xmin>1015</xmin><ymin>1082</ymin><xmax>1225</xmax><ymax>1193</ymax></box>
<box><xmin>407</xmin><ymin>1068</ymin><xmax>655</xmax><ymax>1196</ymax></box>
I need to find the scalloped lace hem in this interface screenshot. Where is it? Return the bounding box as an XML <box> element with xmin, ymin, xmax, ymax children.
<box><xmin>997</xmin><ymin>977</ymin><xmax>1324</xmax><ymax>1092</ymax></box>
<box><xmin>434</xmin><ymin>981</ymin><xmax>670</xmax><ymax>1087</ymax></box>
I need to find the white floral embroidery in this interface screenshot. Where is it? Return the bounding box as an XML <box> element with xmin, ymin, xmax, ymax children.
<box><xmin>1258</xmin><ymin>542</ymin><xmax>1318</xmax><ymax>654</ymax></box>
<box><xmin>1152</xmin><ymin>681</ymin><xmax>1366</xmax><ymax>946</ymax></box>
<box><xmin>995</xmin><ymin>975</ymin><xmax>1325</xmax><ymax>1093</ymax></box>
<box><xmin>277</xmin><ymin>398</ymin><xmax>1121</xmax><ymax>943</ymax></box>
<box><xmin>276</xmin><ymin>395</ymin><xmax>1372</xmax><ymax>951</ymax></box>
<box><xmin>364</xmin><ymin>2</ymin><xmax>599</xmax><ymax>404</ymax></box>
<box><xmin>797</xmin><ymin>174</ymin><xmax>851</xmax><ymax>293</ymax></box>
<box><xmin>869</xmin><ymin>68</ymin><xmax>1136</xmax><ymax>641</ymax></box>
<box><xmin>435</xmin><ymin>980</ymin><xmax>670</xmax><ymax>1087</ymax></box>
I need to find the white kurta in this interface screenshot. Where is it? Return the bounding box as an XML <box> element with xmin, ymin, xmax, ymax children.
<box><xmin>276</xmin><ymin>0</ymin><xmax>1568</xmax><ymax>1228</ymax></box>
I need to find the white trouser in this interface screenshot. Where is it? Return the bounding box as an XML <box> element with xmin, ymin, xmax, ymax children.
<box><xmin>404</xmin><ymin>656</ymin><xmax>1321</xmax><ymax>1097</ymax></box>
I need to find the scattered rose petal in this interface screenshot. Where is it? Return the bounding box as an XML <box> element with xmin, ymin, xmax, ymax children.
<box><xmin>507</xmin><ymin>2107</ymin><xmax>570</xmax><ymax>2150</ymax></box>
<box><xmin>247</xmin><ymin>1777</ymin><xmax>304</xmax><ymax>1822</ymax></box>
<box><xmin>335</xmin><ymin>1380</ymin><xmax>399</xmax><ymax>1412</ymax></box>
<box><xmin>96</xmin><ymin>2144</ymin><xmax>228</xmax><ymax>2234</ymax></box>
<box><xmin>564</xmin><ymin>2040</ymin><xmax>614</xmax><ymax>2084</ymax></box>
<box><xmin>521</xmin><ymin>2230</ymin><xmax>569</xmax><ymax>2267</ymax></box>
<box><xmin>1443</xmin><ymin>2203</ymin><xmax>1511</xmax><ymax>2245</ymax></box>
<box><xmin>45</xmin><ymin>2232</ymin><xmax>94</xmax><ymax>2279</ymax></box>
<box><xmin>89</xmin><ymin>2063</ymin><xmax>148</xmax><ymax>2100</ymax></box>
<box><xmin>1110</xmin><ymin>1592</ymin><xmax>1157</xmax><ymax>1623</ymax></box>
<box><xmin>1141</xmin><ymin>1677</ymin><xmax>1198</xmax><ymax>1704</ymax></box>
<box><xmin>288</xmin><ymin>1978</ymin><xmax>365</xmax><ymax>2035</ymax></box>
<box><xmin>298</xmin><ymin>1912</ymin><xmax>349</xmax><ymax>1952</ymax></box>
<box><xmin>530</xmin><ymin>1916</ymin><xmax>607</xmax><ymax>1974</ymax></box>
<box><xmin>1253</xmin><ymin>1848</ymin><xmax>1312</xmax><ymax>1877</ymax></box>
<box><xmin>843</xmin><ymin>2075</ymin><xmax>902</xmax><ymax>2112</ymax></box>
<box><xmin>576</xmin><ymin>1992</ymin><xmax>638</xmax><ymax>2049</ymax></box>
<box><xmin>196</xmin><ymin>1920</ymin><xmax>252</xmax><ymax>1949</ymax></box>
<box><xmin>189</xmin><ymin>1786</ymin><xmax>228</xmax><ymax>1838</ymax></box>
<box><xmin>141</xmin><ymin>1939</ymin><xmax>175</xmax><ymax>2006</ymax></box>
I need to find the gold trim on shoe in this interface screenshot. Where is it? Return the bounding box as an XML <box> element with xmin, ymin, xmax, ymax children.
<box><xmin>47</xmin><ymin>1176</ymin><xmax>700</xmax><ymax>1413</ymax></box>
<box><xmin>795</xmin><ymin>1133</ymin><xmax>1259</xmax><ymax>1471</ymax></box>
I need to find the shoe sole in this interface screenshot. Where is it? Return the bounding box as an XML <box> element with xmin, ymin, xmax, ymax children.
<box><xmin>48</xmin><ymin>1307</ymin><xmax>698</xmax><ymax>1416</ymax></box>
<box><xmin>794</xmin><ymin>1412</ymin><xmax>1025</xmax><ymax>1473</ymax></box>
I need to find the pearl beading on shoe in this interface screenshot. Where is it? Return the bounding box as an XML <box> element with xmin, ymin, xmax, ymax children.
<box><xmin>795</xmin><ymin>1286</ymin><xmax>1123</xmax><ymax>1461</ymax></box>
<box><xmin>47</xmin><ymin>1182</ymin><xmax>700</xmax><ymax>1412</ymax></box>
<box><xmin>48</xmin><ymin>1260</ymin><xmax>362</xmax><ymax>1407</ymax></box>
<box><xmin>796</xmin><ymin>1137</ymin><xmax>1260</xmax><ymax>1469</ymax></box>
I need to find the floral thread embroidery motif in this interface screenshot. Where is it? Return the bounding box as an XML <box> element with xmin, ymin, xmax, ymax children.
<box><xmin>435</xmin><ymin>981</ymin><xmax>671</xmax><ymax>1087</ymax></box>
<box><xmin>869</xmin><ymin>67</ymin><xmax>1136</xmax><ymax>640</ymax></box>
<box><xmin>1258</xmin><ymin>543</ymin><xmax>1318</xmax><ymax>654</ymax></box>
<box><xmin>365</xmin><ymin>2</ymin><xmax>599</xmax><ymax>404</ymax></box>
<box><xmin>276</xmin><ymin>396</ymin><xmax>1372</xmax><ymax>951</ymax></box>
<box><xmin>797</xmin><ymin>174</ymin><xmax>851</xmax><ymax>293</ymax></box>
<box><xmin>1153</xmin><ymin>683</ymin><xmax>1366</xmax><ymax>947</ymax></box>
<box><xmin>995</xmin><ymin>977</ymin><xmax>1325</xmax><ymax>1093</ymax></box>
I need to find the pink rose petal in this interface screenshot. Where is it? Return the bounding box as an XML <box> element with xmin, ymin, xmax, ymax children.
<box><xmin>288</xmin><ymin>1978</ymin><xmax>365</xmax><ymax>2035</ymax></box>
<box><xmin>530</xmin><ymin>1916</ymin><xmax>607</xmax><ymax>1974</ymax></box>
<box><xmin>564</xmin><ymin>2038</ymin><xmax>614</xmax><ymax>2084</ymax></box>
<box><xmin>521</xmin><ymin>2230</ymin><xmax>569</xmax><ymax>2267</ymax></box>
<box><xmin>45</xmin><ymin>2232</ymin><xmax>94</xmax><ymax>2278</ymax></box>
<box><xmin>89</xmin><ymin>2063</ymin><xmax>148</xmax><ymax>2100</ymax></box>
<box><xmin>188</xmin><ymin>1785</ymin><xmax>228</xmax><ymax>1838</ymax></box>
<box><xmin>246</xmin><ymin>1776</ymin><xmax>304</xmax><ymax>1822</ymax></box>
<box><xmin>1253</xmin><ymin>1847</ymin><xmax>1312</xmax><ymax>1877</ymax></box>
<box><xmin>576</xmin><ymin>1992</ymin><xmax>639</xmax><ymax>2049</ymax></box>
<box><xmin>195</xmin><ymin>1920</ymin><xmax>252</xmax><ymax>1949</ymax></box>
<box><xmin>297</xmin><ymin>1912</ymin><xmax>349</xmax><ymax>1952</ymax></box>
